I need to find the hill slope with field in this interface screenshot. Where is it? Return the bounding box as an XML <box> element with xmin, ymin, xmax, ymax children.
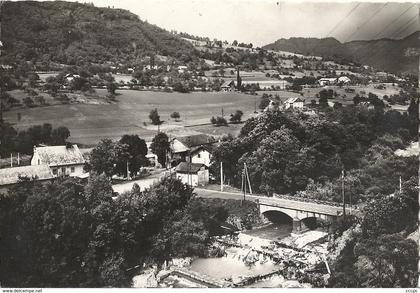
<box><xmin>0</xmin><ymin>1</ymin><xmax>194</xmax><ymax>65</ymax></box>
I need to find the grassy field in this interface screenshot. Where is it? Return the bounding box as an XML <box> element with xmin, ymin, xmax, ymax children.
<box><xmin>4</xmin><ymin>89</ymin><xmax>259</xmax><ymax>146</ymax></box>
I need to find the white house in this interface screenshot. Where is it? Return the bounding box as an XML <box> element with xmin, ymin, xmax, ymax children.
<box><xmin>189</xmin><ymin>146</ymin><xmax>212</xmax><ymax>166</ymax></box>
<box><xmin>31</xmin><ymin>145</ymin><xmax>86</xmax><ymax>177</ymax></box>
<box><xmin>177</xmin><ymin>65</ymin><xmax>188</xmax><ymax>74</ymax></box>
<box><xmin>283</xmin><ymin>97</ymin><xmax>304</xmax><ymax>109</ymax></box>
<box><xmin>170</xmin><ymin>134</ymin><xmax>216</xmax><ymax>166</ymax></box>
<box><xmin>64</xmin><ymin>73</ymin><xmax>80</xmax><ymax>83</ymax></box>
<box><xmin>319</xmin><ymin>78</ymin><xmax>337</xmax><ymax>86</ymax></box>
<box><xmin>175</xmin><ymin>162</ymin><xmax>209</xmax><ymax>187</ymax></box>
<box><xmin>264</xmin><ymin>99</ymin><xmax>280</xmax><ymax>112</ymax></box>
<box><xmin>337</xmin><ymin>76</ymin><xmax>351</xmax><ymax>84</ymax></box>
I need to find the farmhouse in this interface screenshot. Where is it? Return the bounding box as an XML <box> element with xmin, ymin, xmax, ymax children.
<box><xmin>64</xmin><ymin>73</ymin><xmax>80</xmax><ymax>83</ymax></box>
<box><xmin>221</xmin><ymin>80</ymin><xmax>235</xmax><ymax>91</ymax></box>
<box><xmin>170</xmin><ymin>134</ymin><xmax>216</xmax><ymax>166</ymax></box>
<box><xmin>31</xmin><ymin>145</ymin><xmax>86</xmax><ymax>177</ymax></box>
<box><xmin>264</xmin><ymin>99</ymin><xmax>280</xmax><ymax>112</ymax></box>
<box><xmin>0</xmin><ymin>165</ymin><xmax>54</xmax><ymax>192</ymax></box>
<box><xmin>175</xmin><ymin>162</ymin><xmax>209</xmax><ymax>187</ymax></box>
<box><xmin>283</xmin><ymin>97</ymin><xmax>304</xmax><ymax>109</ymax></box>
<box><xmin>318</xmin><ymin>78</ymin><xmax>337</xmax><ymax>86</ymax></box>
<box><xmin>337</xmin><ymin>76</ymin><xmax>351</xmax><ymax>84</ymax></box>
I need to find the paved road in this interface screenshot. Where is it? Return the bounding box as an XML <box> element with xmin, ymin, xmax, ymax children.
<box><xmin>112</xmin><ymin>169</ymin><xmax>170</xmax><ymax>194</ymax></box>
<box><xmin>195</xmin><ymin>188</ymin><xmax>343</xmax><ymax>216</ymax></box>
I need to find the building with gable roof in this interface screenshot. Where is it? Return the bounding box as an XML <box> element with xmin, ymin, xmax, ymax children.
<box><xmin>31</xmin><ymin>144</ymin><xmax>86</xmax><ymax>177</ymax></box>
<box><xmin>283</xmin><ymin>97</ymin><xmax>304</xmax><ymax>109</ymax></box>
<box><xmin>0</xmin><ymin>165</ymin><xmax>54</xmax><ymax>192</ymax></box>
<box><xmin>175</xmin><ymin>162</ymin><xmax>209</xmax><ymax>187</ymax></box>
<box><xmin>170</xmin><ymin>134</ymin><xmax>216</xmax><ymax>167</ymax></box>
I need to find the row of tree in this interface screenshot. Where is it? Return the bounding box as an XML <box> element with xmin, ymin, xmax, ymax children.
<box><xmin>0</xmin><ymin>122</ymin><xmax>70</xmax><ymax>156</ymax></box>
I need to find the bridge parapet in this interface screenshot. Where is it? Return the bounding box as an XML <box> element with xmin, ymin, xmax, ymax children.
<box><xmin>273</xmin><ymin>193</ymin><xmax>345</xmax><ymax>208</ymax></box>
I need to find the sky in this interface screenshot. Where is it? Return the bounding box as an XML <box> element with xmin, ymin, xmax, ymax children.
<box><xmin>47</xmin><ymin>0</ymin><xmax>418</xmax><ymax>46</ymax></box>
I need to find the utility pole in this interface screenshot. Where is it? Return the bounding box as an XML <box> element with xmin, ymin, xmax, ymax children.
<box><xmin>244</xmin><ymin>163</ymin><xmax>252</xmax><ymax>194</ymax></box>
<box><xmin>342</xmin><ymin>169</ymin><xmax>346</xmax><ymax>221</ymax></box>
<box><xmin>17</xmin><ymin>152</ymin><xmax>20</xmax><ymax>166</ymax></box>
<box><xmin>243</xmin><ymin>166</ymin><xmax>246</xmax><ymax>201</ymax></box>
<box><xmin>126</xmin><ymin>160</ymin><xmax>130</xmax><ymax>180</ymax></box>
<box><xmin>10</xmin><ymin>153</ymin><xmax>12</xmax><ymax>167</ymax></box>
<box><xmin>399</xmin><ymin>176</ymin><xmax>402</xmax><ymax>194</ymax></box>
<box><xmin>221</xmin><ymin>107</ymin><xmax>224</xmax><ymax>118</ymax></box>
<box><xmin>220</xmin><ymin>161</ymin><xmax>223</xmax><ymax>192</ymax></box>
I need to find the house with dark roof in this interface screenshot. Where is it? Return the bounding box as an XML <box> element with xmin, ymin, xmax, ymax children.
<box><xmin>175</xmin><ymin>162</ymin><xmax>209</xmax><ymax>187</ymax></box>
<box><xmin>31</xmin><ymin>145</ymin><xmax>86</xmax><ymax>177</ymax></box>
<box><xmin>170</xmin><ymin>134</ymin><xmax>216</xmax><ymax>167</ymax></box>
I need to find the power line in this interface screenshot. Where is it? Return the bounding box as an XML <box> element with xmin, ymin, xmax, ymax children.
<box><xmin>390</xmin><ymin>14</ymin><xmax>419</xmax><ymax>39</ymax></box>
<box><xmin>325</xmin><ymin>3</ymin><xmax>362</xmax><ymax>38</ymax></box>
<box><xmin>352</xmin><ymin>8</ymin><xmax>418</xmax><ymax>62</ymax></box>
<box><xmin>344</xmin><ymin>3</ymin><xmax>389</xmax><ymax>42</ymax></box>
<box><xmin>371</xmin><ymin>4</ymin><xmax>417</xmax><ymax>40</ymax></box>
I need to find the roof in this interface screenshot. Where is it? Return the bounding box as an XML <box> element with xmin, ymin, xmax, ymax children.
<box><xmin>0</xmin><ymin>165</ymin><xmax>53</xmax><ymax>186</ymax></box>
<box><xmin>34</xmin><ymin>145</ymin><xmax>85</xmax><ymax>167</ymax></box>
<box><xmin>221</xmin><ymin>80</ymin><xmax>235</xmax><ymax>88</ymax></box>
<box><xmin>176</xmin><ymin>134</ymin><xmax>216</xmax><ymax>148</ymax></box>
<box><xmin>176</xmin><ymin>162</ymin><xmax>207</xmax><ymax>173</ymax></box>
<box><xmin>190</xmin><ymin>144</ymin><xmax>213</xmax><ymax>154</ymax></box>
<box><xmin>319</xmin><ymin>78</ymin><xmax>337</xmax><ymax>82</ymax></box>
<box><xmin>284</xmin><ymin>97</ymin><xmax>304</xmax><ymax>104</ymax></box>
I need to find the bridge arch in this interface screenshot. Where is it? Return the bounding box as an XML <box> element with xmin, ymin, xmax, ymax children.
<box><xmin>259</xmin><ymin>204</ymin><xmax>335</xmax><ymax>233</ymax></box>
<box><xmin>301</xmin><ymin>217</ymin><xmax>317</xmax><ymax>230</ymax></box>
<box><xmin>261</xmin><ymin>210</ymin><xmax>293</xmax><ymax>225</ymax></box>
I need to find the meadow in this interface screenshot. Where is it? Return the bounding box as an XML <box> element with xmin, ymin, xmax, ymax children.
<box><xmin>4</xmin><ymin>89</ymin><xmax>259</xmax><ymax>146</ymax></box>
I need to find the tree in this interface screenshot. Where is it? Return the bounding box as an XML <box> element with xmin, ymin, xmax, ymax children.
<box><xmin>211</xmin><ymin>116</ymin><xmax>228</xmax><ymax>127</ymax></box>
<box><xmin>51</xmin><ymin>126</ymin><xmax>70</xmax><ymax>145</ymax></box>
<box><xmin>119</xmin><ymin>134</ymin><xmax>148</xmax><ymax>177</ymax></box>
<box><xmin>170</xmin><ymin>111</ymin><xmax>181</xmax><ymax>121</ymax></box>
<box><xmin>230</xmin><ymin>110</ymin><xmax>243</xmax><ymax>123</ymax></box>
<box><xmin>28</xmin><ymin>73</ymin><xmax>40</xmax><ymax>87</ymax></box>
<box><xmin>88</xmin><ymin>139</ymin><xmax>129</xmax><ymax>177</ymax></box>
<box><xmin>150</xmin><ymin>132</ymin><xmax>170</xmax><ymax>167</ymax></box>
<box><xmin>232</xmin><ymin>40</ymin><xmax>238</xmax><ymax>46</ymax></box>
<box><xmin>23</xmin><ymin>97</ymin><xmax>34</xmax><ymax>107</ymax></box>
<box><xmin>149</xmin><ymin>108</ymin><xmax>161</xmax><ymax>125</ymax></box>
<box><xmin>354</xmin><ymin>234</ymin><xmax>417</xmax><ymax>287</ymax></box>
<box><xmin>259</xmin><ymin>94</ymin><xmax>271</xmax><ymax>110</ymax></box>
<box><xmin>106</xmin><ymin>82</ymin><xmax>118</xmax><ymax>95</ymax></box>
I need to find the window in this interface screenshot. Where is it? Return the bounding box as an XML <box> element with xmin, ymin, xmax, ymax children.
<box><xmin>197</xmin><ymin>154</ymin><xmax>201</xmax><ymax>158</ymax></box>
<box><xmin>38</xmin><ymin>159</ymin><xmax>40</xmax><ymax>165</ymax></box>
<box><xmin>52</xmin><ymin>168</ymin><xmax>57</xmax><ymax>175</ymax></box>
<box><xmin>70</xmin><ymin>167</ymin><xmax>75</xmax><ymax>173</ymax></box>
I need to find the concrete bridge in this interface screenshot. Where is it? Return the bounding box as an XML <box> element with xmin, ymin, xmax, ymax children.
<box><xmin>195</xmin><ymin>188</ymin><xmax>346</xmax><ymax>233</ymax></box>
<box><xmin>256</xmin><ymin>195</ymin><xmax>344</xmax><ymax>233</ymax></box>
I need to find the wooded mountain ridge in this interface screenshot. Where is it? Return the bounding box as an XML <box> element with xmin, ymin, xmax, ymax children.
<box><xmin>263</xmin><ymin>32</ymin><xmax>419</xmax><ymax>75</ymax></box>
<box><xmin>0</xmin><ymin>1</ymin><xmax>194</xmax><ymax>66</ymax></box>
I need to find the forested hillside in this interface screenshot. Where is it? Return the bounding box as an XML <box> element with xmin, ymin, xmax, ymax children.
<box><xmin>0</xmin><ymin>1</ymin><xmax>194</xmax><ymax>65</ymax></box>
<box><xmin>263</xmin><ymin>32</ymin><xmax>419</xmax><ymax>75</ymax></box>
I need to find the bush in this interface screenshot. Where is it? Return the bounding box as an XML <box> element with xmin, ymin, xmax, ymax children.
<box><xmin>23</xmin><ymin>97</ymin><xmax>35</xmax><ymax>107</ymax></box>
<box><xmin>211</xmin><ymin>116</ymin><xmax>228</xmax><ymax>126</ymax></box>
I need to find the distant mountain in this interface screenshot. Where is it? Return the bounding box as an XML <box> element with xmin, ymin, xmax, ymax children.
<box><xmin>263</xmin><ymin>32</ymin><xmax>419</xmax><ymax>75</ymax></box>
<box><xmin>0</xmin><ymin>1</ymin><xmax>194</xmax><ymax>65</ymax></box>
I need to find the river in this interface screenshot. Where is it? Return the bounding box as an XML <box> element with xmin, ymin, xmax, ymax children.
<box><xmin>187</xmin><ymin>222</ymin><xmax>301</xmax><ymax>288</ymax></box>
